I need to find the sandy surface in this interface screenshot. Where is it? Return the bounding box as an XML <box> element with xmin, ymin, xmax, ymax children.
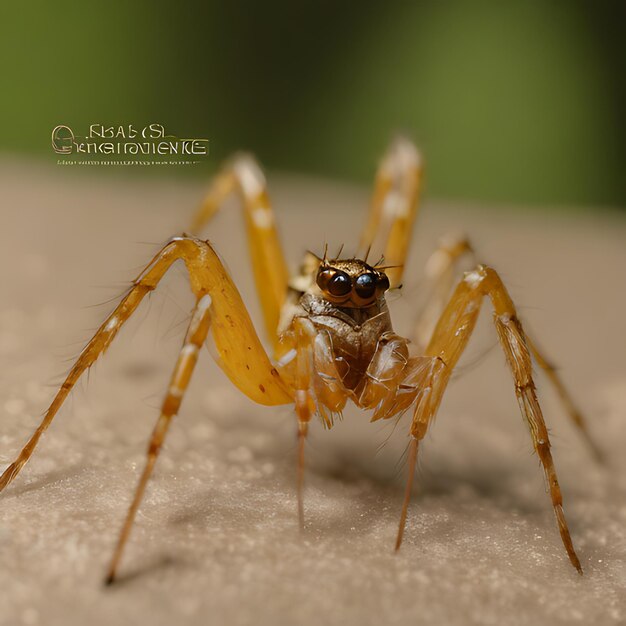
<box><xmin>0</xmin><ymin>160</ymin><xmax>625</xmax><ymax>626</ymax></box>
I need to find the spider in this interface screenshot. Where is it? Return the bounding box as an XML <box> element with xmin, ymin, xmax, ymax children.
<box><xmin>0</xmin><ymin>137</ymin><xmax>599</xmax><ymax>585</ymax></box>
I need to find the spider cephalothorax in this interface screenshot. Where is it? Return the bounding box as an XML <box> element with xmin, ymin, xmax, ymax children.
<box><xmin>285</xmin><ymin>255</ymin><xmax>398</xmax><ymax>395</ymax></box>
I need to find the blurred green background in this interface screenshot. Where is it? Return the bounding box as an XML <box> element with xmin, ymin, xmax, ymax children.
<box><xmin>1</xmin><ymin>1</ymin><xmax>624</xmax><ymax>209</ymax></box>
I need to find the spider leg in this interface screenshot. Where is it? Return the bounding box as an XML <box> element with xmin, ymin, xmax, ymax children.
<box><xmin>190</xmin><ymin>154</ymin><xmax>289</xmax><ymax>346</ymax></box>
<box><xmin>0</xmin><ymin>236</ymin><xmax>292</xmax><ymax>494</ymax></box>
<box><xmin>289</xmin><ymin>318</ymin><xmax>326</xmax><ymax>528</ymax></box>
<box><xmin>412</xmin><ymin>235</ymin><xmax>601</xmax><ymax>461</ymax></box>
<box><xmin>105</xmin><ymin>294</ymin><xmax>212</xmax><ymax>585</ymax></box>
<box><xmin>412</xmin><ymin>234</ymin><xmax>474</xmax><ymax>350</ymax></box>
<box><xmin>358</xmin><ymin>136</ymin><xmax>423</xmax><ymax>288</ymax></box>
<box><xmin>292</xmin><ymin>318</ymin><xmax>315</xmax><ymax>529</ymax></box>
<box><xmin>396</xmin><ymin>265</ymin><xmax>583</xmax><ymax>573</ymax></box>
<box><xmin>277</xmin><ymin>317</ymin><xmax>351</xmax><ymax>528</ymax></box>
<box><xmin>524</xmin><ymin>334</ymin><xmax>603</xmax><ymax>462</ymax></box>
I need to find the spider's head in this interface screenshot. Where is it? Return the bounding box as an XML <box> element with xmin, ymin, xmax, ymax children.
<box><xmin>315</xmin><ymin>258</ymin><xmax>390</xmax><ymax>308</ymax></box>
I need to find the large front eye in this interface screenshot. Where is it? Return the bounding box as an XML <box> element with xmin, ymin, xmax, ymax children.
<box><xmin>327</xmin><ymin>271</ymin><xmax>351</xmax><ymax>296</ymax></box>
<box><xmin>355</xmin><ymin>273</ymin><xmax>377</xmax><ymax>299</ymax></box>
<box><xmin>316</xmin><ymin>269</ymin><xmax>352</xmax><ymax>297</ymax></box>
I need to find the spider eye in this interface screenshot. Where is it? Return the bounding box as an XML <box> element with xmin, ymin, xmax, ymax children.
<box><xmin>378</xmin><ymin>274</ymin><xmax>390</xmax><ymax>292</ymax></box>
<box><xmin>327</xmin><ymin>271</ymin><xmax>352</xmax><ymax>297</ymax></box>
<box><xmin>355</xmin><ymin>273</ymin><xmax>377</xmax><ymax>299</ymax></box>
<box><xmin>316</xmin><ymin>268</ymin><xmax>352</xmax><ymax>297</ymax></box>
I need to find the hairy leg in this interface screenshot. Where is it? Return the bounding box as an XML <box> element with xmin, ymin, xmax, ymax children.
<box><xmin>105</xmin><ymin>294</ymin><xmax>213</xmax><ymax>584</ymax></box>
<box><xmin>412</xmin><ymin>235</ymin><xmax>600</xmax><ymax>460</ymax></box>
<box><xmin>190</xmin><ymin>154</ymin><xmax>289</xmax><ymax>345</ymax></box>
<box><xmin>358</xmin><ymin>136</ymin><xmax>423</xmax><ymax>288</ymax></box>
<box><xmin>278</xmin><ymin>317</ymin><xmax>353</xmax><ymax>528</ymax></box>
<box><xmin>292</xmin><ymin>318</ymin><xmax>316</xmax><ymax>529</ymax></box>
<box><xmin>524</xmin><ymin>334</ymin><xmax>602</xmax><ymax>462</ymax></box>
<box><xmin>412</xmin><ymin>234</ymin><xmax>474</xmax><ymax>350</ymax></box>
<box><xmin>397</xmin><ymin>265</ymin><xmax>583</xmax><ymax>573</ymax></box>
<box><xmin>0</xmin><ymin>236</ymin><xmax>292</xmax><ymax>494</ymax></box>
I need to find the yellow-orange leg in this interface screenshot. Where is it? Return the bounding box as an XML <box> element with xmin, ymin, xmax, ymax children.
<box><xmin>525</xmin><ymin>335</ymin><xmax>603</xmax><ymax>462</ymax></box>
<box><xmin>397</xmin><ymin>265</ymin><xmax>583</xmax><ymax>574</ymax></box>
<box><xmin>105</xmin><ymin>294</ymin><xmax>213</xmax><ymax>585</ymax></box>
<box><xmin>412</xmin><ymin>236</ymin><xmax>601</xmax><ymax>461</ymax></box>
<box><xmin>291</xmin><ymin>318</ymin><xmax>316</xmax><ymax>530</ymax></box>
<box><xmin>395</xmin><ymin>438</ymin><xmax>418</xmax><ymax>551</ymax></box>
<box><xmin>190</xmin><ymin>154</ymin><xmax>289</xmax><ymax>347</ymax></box>
<box><xmin>358</xmin><ymin>136</ymin><xmax>423</xmax><ymax>288</ymax></box>
<box><xmin>413</xmin><ymin>234</ymin><xmax>474</xmax><ymax>350</ymax></box>
<box><xmin>0</xmin><ymin>236</ymin><xmax>292</xmax><ymax>496</ymax></box>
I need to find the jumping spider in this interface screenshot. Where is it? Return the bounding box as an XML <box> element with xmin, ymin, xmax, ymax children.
<box><xmin>1</xmin><ymin>137</ymin><xmax>599</xmax><ymax>583</ymax></box>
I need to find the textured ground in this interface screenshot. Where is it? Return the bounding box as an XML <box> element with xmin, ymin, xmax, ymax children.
<box><xmin>1</xmin><ymin>160</ymin><xmax>625</xmax><ymax>626</ymax></box>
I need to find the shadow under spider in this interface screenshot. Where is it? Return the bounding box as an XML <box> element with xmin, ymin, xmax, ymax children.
<box><xmin>4</xmin><ymin>465</ymin><xmax>83</xmax><ymax>497</ymax></box>
<box><xmin>104</xmin><ymin>554</ymin><xmax>184</xmax><ymax>588</ymax></box>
